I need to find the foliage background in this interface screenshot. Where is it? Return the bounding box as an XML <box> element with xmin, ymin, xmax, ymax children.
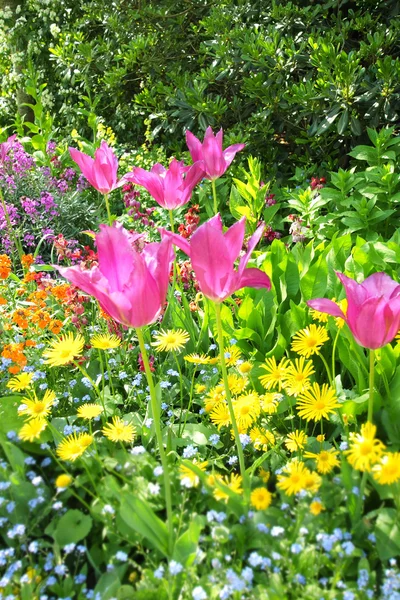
<box><xmin>1</xmin><ymin>0</ymin><xmax>400</xmax><ymax>178</ymax></box>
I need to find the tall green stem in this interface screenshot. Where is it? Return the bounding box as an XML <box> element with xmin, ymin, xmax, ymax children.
<box><xmin>136</xmin><ymin>328</ymin><xmax>174</xmax><ymax>556</ymax></box>
<box><xmin>169</xmin><ymin>209</ymin><xmax>177</xmax><ymax>294</ymax></box>
<box><xmin>104</xmin><ymin>193</ymin><xmax>112</xmax><ymax>226</ymax></box>
<box><xmin>368</xmin><ymin>349</ymin><xmax>375</xmax><ymax>423</ymax></box>
<box><xmin>214</xmin><ymin>302</ymin><xmax>249</xmax><ymax>502</ymax></box>
<box><xmin>319</xmin><ymin>353</ymin><xmax>333</xmax><ymax>386</ymax></box>
<box><xmin>331</xmin><ymin>329</ymin><xmax>340</xmax><ymax>384</ymax></box>
<box><xmin>211</xmin><ymin>180</ymin><xmax>218</xmax><ymax>214</ymax></box>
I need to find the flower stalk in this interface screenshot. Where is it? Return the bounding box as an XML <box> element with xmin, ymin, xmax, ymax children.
<box><xmin>136</xmin><ymin>327</ymin><xmax>174</xmax><ymax>556</ymax></box>
<box><xmin>214</xmin><ymin>302</ymin><xmax>249</xmax><ymax>502</ymax></box>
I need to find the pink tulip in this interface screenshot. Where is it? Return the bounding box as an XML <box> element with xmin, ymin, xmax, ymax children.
<box><xmin>125</xmin><ymin>158</ymin><xmax>205</xmax><ymax>210</ymax></box>
<box><xmin>69</xmin><ymin>141</ymin><xmax>126</xmax><ymax>194</ymax></box>
<box><xmin>160</xmin><ymin>214</ymin><xmax>270</xmax><ymax>302</ymax></box>
<box><xmin>186</xmin><ymin>127</ymin><xmax>245</xmax><ymax>180</ymax></box>
<box><xmin>57</xmin><ymin>223</ymin><xmax>174</xmax><ymax>328</ymax></box>
<box><xmin>0</xmin><ymin>134</ymin><xmax>17</xmax><ymax>163</ymax></box>
<box><xmin>307</xmin><ymin>272</ymin><xmax>400</xmax><ymax>349</ymax></box>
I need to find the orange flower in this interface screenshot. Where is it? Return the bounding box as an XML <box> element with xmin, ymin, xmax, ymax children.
<box><xmin>12</xmin><ymin>308</ymin><xmax>30</xmax><ymax>329</ymax></box>
<box><xmin>0</xmin><ymin>254</ymin><xmax>11</xmax><ymax>279</ymax></box>
<box><xmin>25</xmin><ymin>340</ymin><xmax>36</xmax><ymax>347</ymax></box>
<box><xmin>0</xmin><ymin>296</ymin><xmax>7</xmax><ymax>305</ymax></box>
<box><xmin>49</xmin><ymin>319</ymin><xmax>63</xmax><ymax>334</ymax></box>
<box><xmin>32</xmin><ymin>310</ymin><xmax>51</xmax><ymax>329</ymax></box>
<box><xmin>9</xmin><ymin>365</ymin><xmax>21</xmax><ymax>374</ymax></box>
<box><xmin>50</xmin><ymin>284</ymin><xmax>71</xmax><ymax>303</ymax></box>
<box><xmin>21</xmin><ymin>254</ymin><xmax>35</xmax><ymax>269</ymax></box>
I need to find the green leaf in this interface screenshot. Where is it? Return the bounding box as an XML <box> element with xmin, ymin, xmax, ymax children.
<box><xmin>173</xmin><ymin>515</ymin><xmax>205</xmax><ymax>566</ymax></box>
<box><xmin>375</xmin><ymin>508</ymin><xmax>400</xmax><ymax>560</ymax></box>
<box><xmin>119</xmin><ymin>495</ymin><xmax>169</xmax><ymax>557</ymax></box>
<box><xmin>53</xmin><ymin>510</ymin><xmax>93</xmax><ymax>546</ymax></box>
<box><xmin>337</xmin><ymin>109</ymin><xmax>349</xmax><ymax>135</ymax></box>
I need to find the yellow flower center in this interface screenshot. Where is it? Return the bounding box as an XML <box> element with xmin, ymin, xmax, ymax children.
<box><xmin>315</xmin><ymin>400</ymin><xmax>326</xmax><ymax>410</ymax></box>
<box><xmin>33</xmin><ymin>402</ymin><xmax>46</xmax><ymax>414</ymax></box>
<box><xmin>360</xmin><ymin>441</ymin><xmax>373</xmax><ymax>455</ymax></box>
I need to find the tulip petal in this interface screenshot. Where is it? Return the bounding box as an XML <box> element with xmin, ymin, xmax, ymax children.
<box><xmin>144</xmin><ymin>237</ymin><xmax>174</xmax><ymax>302</ymax></box>
<box><xmin>223</xmin><ymin>143</ymin><xmax>246</xmax><ymax>168</ymax></box>
<box><xmin>159</xmin><ymin>228</ymin><xmax>191</xmax><ymax>257</ymax></box>
<box><xmin>190</xmin><ymin>215</ymin><xmax>235</xmax><ymax>301</ymax></box>
<box><xmin>96</xmin><ymin>224</ymin><xmax>135</xmax><ymax>292</ymax></box>
<box><xmin>234</xmin><ymin>267</ymin><xmax>271</xmax><ymax>293</ymax></box>
<box><xmin>360</xmin><ymin>271</ymin><xmax>400</xmax><ymax>298</ymax></box>
<box><xmin>186</xmin><ymin>130</ymin><xmax>203</xmax><ymax>163</ymax></box>
<box><xmin>128</xmin><ymin>167</ymin><xmax>165</xmax><ymax>206</ymax></box>
<box><xmin>69</xmin><ymin>148</ymin><xmax>95</xmax><ymax>185</ymax></box>
<box><xmin>203</xmin><ymin>128</ymin><xmax>226</xmax><ymax>179</ymax></box>
<box><xmin>336</xmin><ymin>272</ymin><xmax>368</xmax><ymax>306</ymax></box>
<box><xmin>307</xmin><ymin>298</ymin><xmax>346</xmax><ymax>319</ymax></box>
<box><xmin>238</xmin><ymin>222</ymin><xmax>264</xmax><ymax>276</ymax></box>
<box><xmin>223</xmin><ymin>217</ymin><xmax>246</xmax><ymax>264</ymax></box>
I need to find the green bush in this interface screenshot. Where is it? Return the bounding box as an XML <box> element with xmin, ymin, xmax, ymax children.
<box><xmin>1</xmin><ymin>0</ymin><xmax>400</xmax><ymax>177</ymax></box>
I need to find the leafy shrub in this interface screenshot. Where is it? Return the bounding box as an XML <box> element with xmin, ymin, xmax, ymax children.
<box><xmin>1</xmin><ymin>0</ymin><xmax>400</xmax><ymax>177</ymax></box>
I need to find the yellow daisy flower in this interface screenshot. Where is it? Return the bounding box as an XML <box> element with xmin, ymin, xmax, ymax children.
<box><xmin>310</xmin><ymin>500</ymin><xmax>325</xmax><ymax>515</ymax></box>
<box><xmin>296</xmin><ymin>383</ymin><xmax>339</xmax><ymax>421</ymax></box>
<box><xmin>57</xmin><ymin>432</ymin><xmax>93</xmax><ymax>461</ymax></box>
<box><xmin>19</xmin><ymin>418</ymin><xmax>47</xmax><ymax>442</ymax></box>
<box><xmin>335</xmin><ymin>298</ymin><xmax>347</xmax><ymax>329</ymax></box>
<box><xmin>309</xmin><ymin>308</ymin><xmax>329</xmax><ymax>323</ymax></box>
<box><xmin>225</xmin><ymin>346</ymin><xmax>242</xmax><ymax>367</ymax></box>
<box><xmin>204</xmin><ymin>385</ymin><xmax>225</xmax><ymax>412</ymax></box>
<box><xmin>90</xmin><ymin>333</ymin><xmax>121</xmax><ymax>350</ymax></box>
<box><xmin>43</xmin><ymin>332</ymin><xmax>85</xmax><ymax>367</ymax></box>
<box><xmin>304</xmin><ymin>448</ymin><xmax>340</xmax><ymax>474</ymax></box>
<box><xmin>303</xmin><ymin>470</ymin><xmax>322</xmax><ymax>493</ymax></box>
<box><xmin>77</xmin><ymin>404</ymin><xmax>104</xmax><ymax>420</ymax></box>
<box><xmin>213</xmin><ymin>473</ymin><xmax>243</xmax><ymax>502</ymax></box>
<box><xmin>291</xmin><ymin>324</ymin><xmax>329</xmax><ymax>358</ymax></box>
<box><xmin>373</xmin><ymin>453</ymin><xmax>400</xmax><ymax>485</ymax></box>
<box><xmin>259</xmin><ymin>357</ymin><xmax>290</xmax><ymax>391</ymax></box>
<box><xmin>285</xmin><ymin>430</ymin><xmax>308</xmax><ymax>452</ymax></box>
<box><xmin>179</xmin><ymin>460</ymin><xmax>208</xmax><ymax>488</ymax></box>
<box><xmin>345</xmin><ymin>422</ymin><xmax>385</xmax><ymax>472</ymax></box>
<box><xmin>277</xmin><ymin>460</ymin><xmax>308</xmax><ymax>496</ymax></box>
<box><xmin>284</xmin><ymin>357</ymin><xmax>315</xmax><ymax>397</ymax></box>
<box><xmin>260</xmin><ymin>392</ymin><xmax>280</xmax><ymax>414</ymax></box>
<box><xmin>250</xmin><ymin>426</ymin><xmax>275</xmax><ymax>451</ymax></box>
<box><xmin>222</xmin><ymin>374</ymin><xmax>248</xmax><ymax>396</ymax></box>
<box><xmin>184</xmin><ymin>353</ymin><xmax>212</xmax><ymax>365</ymax></box>
<box><xmin>19</xmin><ymin>389</ymin><xmax>56</xmax><ymax>420</ymax></box>
<box><xmin>7</xmin><ymin>372</ymin><xmax>34</xmax><ymax>392</ymax></box>
<box><xmin>55</xmin><ymin>474</ymin><xmax>73</xmax><ymax>489</ymax></box>
<box><xmin>237</xmin><ymin>361</ymin><xmax>252</xmax><ymax>375</ymax></box>
<box><xmin>258</xmin><ymin>468</ymin><xmax>270</xmax><ymax>483</ymax></box>
<box><xmin>233</xmin><ymin>393</ymin><xmax>261</xmax><ymax>430</ymax></box>
<box><xmin>152</xmin><ymin>329</ymin><xmax>190</xmax><ymax>352</ymax></box>
<box><xmin>102</xmin><ymin>416</ymin><xmax>136</xmax><ymax>443</ymax></box>
<box><xmin>250</xmin><ymin>487</ymin><xmax>272</xmax><ymax>510</ymax></box>
<box><xmin>210</xmin><ymin>402</ymin><xmax>231</xmax><ymax>430</ymax></box>
<box><xmin>195</xmin><ymin>384</ymin><xmax>206</xmax><ymax>394</ymax></box>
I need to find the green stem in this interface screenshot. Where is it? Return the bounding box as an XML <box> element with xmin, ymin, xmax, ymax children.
<box><xmin>331</xmin><ymin>329</ymin><xmax>340</xmax><ymax>384</ymax></box>
<box><xmin>169</xmin><ymin>209</ymin><xmax>177</xmax><ymax>294</ymax></box>
<box><xmin>214</xmin><ymin>302</ymin><xmax>249</xmax><ymax>502</ymax></box>
<box><xmin>319</xmin><ymin>353</ymin><xmax>333</xmax><ymax>386</ymax></box>
<box><xmin>136</xmin><ymin>327</ymin><xmax>174</xmax><ymax>557</ymax></box>
<box><xmin>104</xmin><ymin>193</ymin><xmax>112</xmax><ymax>226</ymax></box>
<box><xmin>181</xmin><ymin>366</ymin><xmax>198</xmax><ymax>436</ymax></box>
<box><xmin>173</xmin><ymin>351</ymin><xmax>185</xmax><ymax>437</ymax></box>
<box><xmin>211</xmin><ymin>179</ymin><xmax>218</xmax><ymax>214</ymax></box>
<box><xmin>368</xmin><ymin>349</ymin><xmax>375</xmax><ymax>423</ymax></box>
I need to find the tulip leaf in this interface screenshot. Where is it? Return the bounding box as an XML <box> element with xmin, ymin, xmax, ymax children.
<box><xmin>119</xmin><ymin>495</ymin><xmax>169</xmax><ymax>557</ymax></box>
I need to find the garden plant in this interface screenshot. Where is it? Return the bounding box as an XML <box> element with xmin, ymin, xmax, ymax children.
<box><xmin>0</xmin><ymin>1</ymin><xmax>400</xmax><ymax>599</ymax></box>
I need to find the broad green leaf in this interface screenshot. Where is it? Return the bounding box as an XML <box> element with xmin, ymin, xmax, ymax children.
<box><xmin>119</xmin><ymin>495</ymin><xmax>169</xmax><ymax>557</ymax></box>
<box><xmin>375</xmin><ymin>508</ymin><xmax>400</xmax><ymax>560</ymax></box>
<box><xmin>54</xmin><ymin>510</ymin><xmax>93</xmax><ymax>546</ymax></box>
<box><xmin>173</xmin><ymin>515</ymin><xmax>205</xmax><ymax>565</ymax></box>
